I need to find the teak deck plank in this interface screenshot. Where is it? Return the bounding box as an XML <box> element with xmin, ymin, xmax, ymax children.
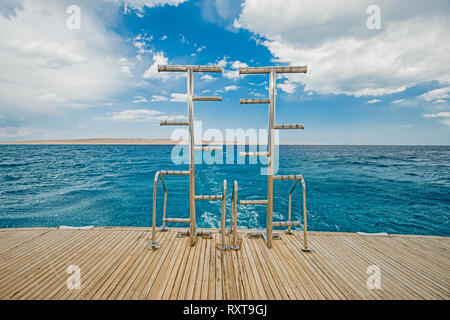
<box><xmin>0</xmin><ymin>227</ymin><xmax>448</xmax><ymax>300</ymax></box>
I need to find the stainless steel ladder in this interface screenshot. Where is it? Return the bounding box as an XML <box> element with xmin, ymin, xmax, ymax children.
<box><xmin>149</xmin><ymin>65</ymin><xmax>227</xmax><ymax>250</ymax></box>
<box><xmin>238</xmin><ymin>66</ymin><xmax>311</xmax><ymax>251</ymax></box>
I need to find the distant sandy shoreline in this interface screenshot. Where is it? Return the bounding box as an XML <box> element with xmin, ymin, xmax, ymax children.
<box><xmin>0</xmin><ymin>138</ymin><xmax>181</xmax><ymax>145</ymax></box>
<box><xmin>0</xmin><ymin>138</ymin><xmax>286</xmax><ymax>145</ymax></box>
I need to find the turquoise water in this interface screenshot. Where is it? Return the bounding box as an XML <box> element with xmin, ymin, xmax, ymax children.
<box><xmin>0</xmin><ymin>145</ymin><xmax>449</xmax><ymax>236</ymax></box>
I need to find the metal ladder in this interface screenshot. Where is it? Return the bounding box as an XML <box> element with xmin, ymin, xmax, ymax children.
<box><xmin>218</xmin><ymin>180</ymin><xmax>239</xmax><ymax>250</ymax></box>
<box><xmin>238</xmin><ymin>66</ymin><xmax>311</xmax><ymax>251</ymax></box>
<box><xmin>149</xmin><ymin>65</ymin><xmax>227</xmax><ymax>250</ymax></box>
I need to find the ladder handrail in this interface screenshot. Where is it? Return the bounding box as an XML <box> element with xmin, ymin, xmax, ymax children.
<box><xmin>220</xmin><ymin>180</ymin><xmax>239</xmax><ymax>250</ymax></box>
<box><xmin>150</xmin><ymin>171</ymin><xmax>167</xmax><ymax>249</ymax></box>
<box><xmin>286</xmin><ymin>176</ymin><xmax>309</xmax><ymax>251</ymax></box>
<box><xmin>231</xmin><ymin>181</ymin><xmax>238</xmax><ymax>248</ymax></box>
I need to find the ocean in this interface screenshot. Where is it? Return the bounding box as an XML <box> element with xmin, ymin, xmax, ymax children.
<box><xmin>0</xmin><ymin>145</ymin><xmax>449</xmax><ymax>236</ymax></box>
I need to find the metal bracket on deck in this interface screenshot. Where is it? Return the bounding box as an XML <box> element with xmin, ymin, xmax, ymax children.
<box><xmin>176</xmin><ymin>230</ymin><xmax>190</xmax><ymax>238</ymax></box>
<box><xmin>247</xmin><ymin>231</ymin><xmax>263</xmax><ymax>239</ymax></box>
<box><xmin>197</xmin><ymin>230</ymin><xmax>213</xmax><ymax>239</ymax></box>
<box><xmin>148</xmin><ymin>241</ymin><xmax>159</xmax><ymax>250</ymax></box>
<box><xmin>301</xmin><ymin>245</ymin><xmax>311</xmax><ymax>252</ymax></box>
<box><xmin>262</xmin><ymin>232</ymin><xmax>281</xmax><ymax>241</ymax></box>
<box><xmin>177</xmin><ymin>229</ymin><xmax>214</xmax><ymax>239</ymax></box>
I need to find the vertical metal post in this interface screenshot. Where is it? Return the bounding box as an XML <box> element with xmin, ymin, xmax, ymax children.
<box><xmin>233</xmin><ymin>182</ymin><xmax>238</xmax><ymax>248</ymax></box>
<box><xmin>187</xmin><ymin>68</ymin><xmax>196</xmax><ymax>246</ymax></box>
<box><xmin>266</xmin><ymin>70</ymin><xmax>276</xmax><ymax>248</ymax></box>
<box><xmin>301</xmin><ymin>179</ymin><xmax>310</xmax><ymax>251</ymax></box>
<box><xmin>149</xmin><ymin>172</ymin><xmax>160</xmax><ymax>249</ymax></box>
<box><xmin>220</xmin><ymin>180</ymin><xmax>227</xmax><ymax>249</ymax></box>
<box><xmin>229</xmin><ymin>190</ymin><xmax>234</xmax><ymax>234</ymax></box>
<box><xmin>287</xmin><ymin>192</ymin><xmax>292</xmax><ymax>234</ymax></box>
<box><xmin>161</xmin><ymin>190</ymin><xmax>168</xmax><ymax>231</ymax></box>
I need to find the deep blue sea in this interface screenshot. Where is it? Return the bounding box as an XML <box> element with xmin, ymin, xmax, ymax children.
<box><xmin>0</xmin><ymin>145</ymin><xmax>449</xmax><ymax>236</ymax></box>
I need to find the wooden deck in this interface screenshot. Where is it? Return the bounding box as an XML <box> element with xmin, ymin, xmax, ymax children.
<box><xmin>0</xmin><ymin>227</ymin><xmax>448</xmax><ymax>300</ymax></box>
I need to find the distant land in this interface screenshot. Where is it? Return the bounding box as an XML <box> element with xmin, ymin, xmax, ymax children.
<box><xmin>0</xmin><ymin>138</ymin><xmax>293</xmax><ymax>145</ymax></box>
<box><xmin>0</xmin><ymin>138</ymin><xmax>180</xmax><ymax>145</ymax></box>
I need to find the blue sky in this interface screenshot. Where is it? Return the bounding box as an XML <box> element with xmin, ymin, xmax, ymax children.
<box><xmin>0</xmin><ymin>0</ymin><xmax>449</xmax><ymax>144</ymax></box>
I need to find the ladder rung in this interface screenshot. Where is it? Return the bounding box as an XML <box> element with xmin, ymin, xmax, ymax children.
<box><xmin>239</xmin><ymin>152</ymin><xmax>269</xmax><ymax>157</ymax></box>
<box><xmin>163</xmin><ymin>218</ymin><xmax>190</xmax><ymax>223</ymax></box>
<box><xmin>160</xmin><ymin>170</ymin><xmax>190</xmax><ymax>176</ymax></box>
<box><xmin>273</xmin><ymin>221</ymin><xmax>300</xmax><ymax>227</ymax></box>
<box><xmin>240</xmin><ymin>66</ymin><xmax>308</xmax><ymax>74</ymax></box>
<box><xmin>193</xmin><ymin>96</ymin><xmax>222</xmax><ymax>101</ymax></box>
<box><xmin>240</xmin><ymin>99</ymin><xmax>270</xmax><ymax>104</ymax></box>
<box><xmin>194</xmin><ymin>146</ymin><xmax>223</xmax><ymax>151</ymax></box>
<box><xmin>274</xmin><ymin>124</ymin><xmax>304</xmax><ymax>130</ymax></box>
<box><xmin>158</xmin><ymin>65</ymin><xmax>222</xmax><ymax>73</ymax></box>
<box><xmin>240</xmin><ymin>200</ymin><xmax>268</xmax><ymax>205</ymax></box>
<box><xmin>195</xmin><ymin>195</ymin><xmax>223</xmax><ymax>200</ymax></box>
<box><xmin>160</xmin><ymin>121</ymin><xmax>189</xmax><ymax>126</ymax></box>
<box><xmin>273</xmin><ymin>174</ymin><xmax>303</xmax><ymax>180</ymax></box>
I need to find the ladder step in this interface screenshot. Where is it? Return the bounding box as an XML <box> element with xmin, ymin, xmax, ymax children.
<box><xmin>160</xmin><ymin>170</ymin><xmax>190</xmax><ymax>176</ymax></box>
<box><xmin>274</xmin><ymin>124</ymin><xmax>304</xmax><ymax>130</ymax></box>
<box><xmin>273</xmin><ymin>221</ymin><xmax>300</xmax><ymax>227</ymax></box>
<box><xmin>240</xmin><ymin>199</ymin><xmax>268</xmax><ymax>205</ymax></box>
<box><xmin>240</xmin><ymin>66</ymin><xmax>308</xmax><ymax>74</ymax></box>
<box><xmin>239</xmin><ymin>152</ymin><xmax>269</xmax><ymax>157</ymax></box>
<box><xmin>163</xmin><ymin>218</ymin><xmax>190</xmax><ymax>223</ymax></box>
<box><xmin>273</xmin><ymin>174</ymin><xmax>303</xmax><ymax>180</ymax></box>
<box><xmin>158</xmin><ymin>65</ymin><xmax>222</xmax><ymax>73</ymax></box>
<box><xmin>240</xmin><ymin>99</ymin><xmax>270</xmax><ymax>104</ymax></box>
<box><xmin>193</xmin><ymin>96</ymin><xmax>222</xmax><ymax>101</ymax></box>
<box><xmin>194</xmin><ymin>146</ymin><xmax>223</xmax><ymax>151</ymax></box>
<box><xmin>195</xmin><ymin>195</ymin><xmax>223</xmax><ymax>200</ymax></box>
<box><xmin>160</xmin><ymin>121</ymin><xmax>189</xmax><ymax>126</ymax></box>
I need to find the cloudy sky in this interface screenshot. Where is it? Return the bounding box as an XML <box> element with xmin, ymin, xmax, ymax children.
<box><xmin>0</xmin><ymin>0</ymin><xmax>449</xmax><ymax>144</ymax></box>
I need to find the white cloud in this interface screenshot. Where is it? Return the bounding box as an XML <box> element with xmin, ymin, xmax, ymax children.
<box><xmin>367</xmin><ymin>99</ymin><xmax>381</xmax><ymax>104</ymax></box>
<box><xmin>215</xmin><ymin>56</ymin><xmax>249</xmax><ymax>80</ymax></box>
<box><xmin>237</xmin><ymin>0</ymin><xmax>450</xmax><ymax>96</ymax></box>
<box><xmin>97</xmin><ymin>109</ymin><xmax>187</xmax><ymax>122</ymax></box>
<box><xmin>160</xmin><ymin>35</ymin><xmax>168</xmax><ymax>40</ymax></box>
<box><xmin>109</xmin><ymin>0</ymin><xmax>188</xmax><ymax>13</ymax></box>
<box><xmin>142</xmin><ymin>51</ymin><xmax>170</xmax><ymax>80</ymax></box>
<box><xmin>224</xmin><ymin>85</ymin><xmax>239</xmax><ymax>91</ymax></box>
<box><xmin>132</xmin><ymin>96</ymin><xmax>150</xmax><ymax>103</ymax></box>
<box><xmin>201</xmin><ymin>74</ymin><xmax>216</xmax><ymax>82</ymax></box>
<box><xmin>278</xmin><ymin>81</ymin><xmax>296</xmax><ymax>94</ymax></box>
<box><xmin>0</xmin><ymin>126</ymin><xmax>72</xmax><ymax>140</ymax></box>
<box><xmin>120</xmin><ymin>65</ymin><xmax>132</xmax><ymax>77</ymax></box>
<box><xmin>169</xmin><ymin>93</ymin><xmax>187</xmax><ymax>102</ymax></box>
<box><xmin>422</xmin><ymin>112</ymin><xmax>450</xmax><ymax>118</ymax></box>
<box><xmin>77</xmin><ymin>124</ymin><xmax>86</xmax><ymax>129</ymax></box>
<box><xmin>392</xmin><ymin>99</ymin><xmax>407</xmax><ymax>104</ymax></box>
<box><xmin>423</xmin><ymin>111</ymin><xmax>450</xmax><ymax>126</ymax></box>
<box><xmin>196</xmin><ymin>45</ymin><xmax>206</xmax><ymax>52</ymax></box>
<box><xmin>132</xmin><ymin>33</ymin><xmax>153</xmax><ymax>58</ymax></box>
<box><xmin>418</xmin><ymin>87</ymin><xmax>450</xmax><ymax>103</ymax></box>
<box><xmin>151</xmin><ymin>95</ymin><xmax>169</xmax><ymax>102</ymax></box>
<box><xmin>0</xmin><ymin>0</ymin><xmax>132</xmax><ymax>113</ymax></box>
